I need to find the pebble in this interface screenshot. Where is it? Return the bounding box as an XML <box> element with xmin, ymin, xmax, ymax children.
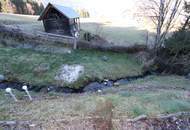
<box><xmin>101</xmin><ymin>56</ymin><xmax>109</xmax><ymax>62</ymax></box>
<box><xmin>186</xmin><ymin>73</ymin><xmax>190</xmax><ymax>79</ymax></box>
<box><xmin>97</xmin><ymin>89</ymin><xmax>102</xmax><ymax>93</ymax></box>
<box><xmin>113</xmin><ymin>82</ymin><xmax>120</xmax><ymax>87</ymax></box>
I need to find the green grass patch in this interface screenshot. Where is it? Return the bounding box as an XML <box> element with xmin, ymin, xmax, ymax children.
<box><xmin>0</xmin><ymin>47</ymin><xmax>142</xmax><ymax>88</ymax></box>
<box><xmin>128</xmin><ymin>75</ymin><xmax>190</xmax><ymax>90</ymax></box>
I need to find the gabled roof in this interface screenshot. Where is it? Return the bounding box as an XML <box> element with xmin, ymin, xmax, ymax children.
<box><xmin>38</xmin><ymin>3</ymin><xmax>80</xmax><ymax>20</ymax></box>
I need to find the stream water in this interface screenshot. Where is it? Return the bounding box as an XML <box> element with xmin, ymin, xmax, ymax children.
<box><xmin>0</xmin><ymin>74</ymin><xmax>148</xmax><ymax>93</ymax></box>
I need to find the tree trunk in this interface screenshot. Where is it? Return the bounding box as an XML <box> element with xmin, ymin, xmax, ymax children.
<box><xmin>182</xmin><ymin>16</ymin><xmax>190</xmax><ymax>30</ymax></box>
<box><xmin>155</xmin><ymin>0</ymin><xmax>165</xmax><ymax>54</ymax></box>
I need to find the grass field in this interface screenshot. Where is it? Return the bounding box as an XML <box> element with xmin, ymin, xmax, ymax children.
<box><xmin>0</xmin><ymin>75</ymin><xmax>189</xmax><ymax>121</ymax></box>
<box><xmin>0</xmin><ymin>46</ymin><xmax>142</xmax><ymax>88</ymax></box>
<box><xmin>0</xmin><ymin>13</ymin><xmax>155</xmax><ymax>46</ymax></box>
<box><xmin>80</xmin><ymin>21</ymin><xmax>154</xmax><ymax>46</ymax></box>
<box><xmin>0</xmin><ymin>13</ymin><xmax>43</xmax><ymax>32</ymax></box>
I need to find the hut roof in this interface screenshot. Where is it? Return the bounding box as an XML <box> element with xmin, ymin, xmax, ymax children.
<box><xmin>38</xmin><ymin>3</ymin><xmax>80</xmax><ymax>20</ymax></box>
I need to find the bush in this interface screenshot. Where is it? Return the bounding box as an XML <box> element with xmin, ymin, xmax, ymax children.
<box><xmin>162</xmin><ymin>1</ymin><xmax>190</xmax><ymax>56</ymax></box>
<box><xmin>164</xmin><ymin>29</ymin><xmax>190</xmax><ymax>56</ymax></box>
<box><xmin>0</xmin><ymin>0</ymin><xmax>9</xmax><ymax>13</ymax></box>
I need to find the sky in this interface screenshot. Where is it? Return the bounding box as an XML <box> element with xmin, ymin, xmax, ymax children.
<box><xmin>42</xmin><ymin>0</ymin><xmax>138</xmax><ymax>18</ymax></box>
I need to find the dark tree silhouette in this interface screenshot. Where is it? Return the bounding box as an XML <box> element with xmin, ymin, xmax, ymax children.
<box><xmin>0</xmin><ymin>0</ymin><xmax>44</xmax><ymax>15</ymax></box>
<box><xmin>0</xmin><ymin>2</ymin><xmax>2</xmax><ymax>12</ymax></box>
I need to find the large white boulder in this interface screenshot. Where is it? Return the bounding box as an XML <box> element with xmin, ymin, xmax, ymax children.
<box><xmin>55</xmin><ymin>65</ymin><xmax>84</xmax><ymax>84</ymax></box>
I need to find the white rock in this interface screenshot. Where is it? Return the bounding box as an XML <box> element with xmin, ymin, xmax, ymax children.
<box><xmin>67</xmin><ymin>50</ymin><xmax>72</xmax><ymax>54</ymax></box>
<box><xmin>55</xmin><ymin>65</ymin><xmax>84</xmax><ymax>83</ymax></box>
<box><xmin>0</xmin><ymin>74</ymin><xmax>5</xmax><ymax>81</ymax></box>
<box><xmin>97</xmin><ymin>89</ymin><xmax>102</xmax><ymax>93</ymax></box>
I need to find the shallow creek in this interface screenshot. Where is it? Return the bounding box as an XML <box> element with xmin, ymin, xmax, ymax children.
<box><xmin>0</xmin><ymin>74</ymin><xmax>148</xmax><ymax>93</ymax></box>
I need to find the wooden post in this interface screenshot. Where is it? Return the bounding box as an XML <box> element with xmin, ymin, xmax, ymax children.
<box><xmin>73</xmin><ymin>37</ymin><xmax>77</xmax><ymax>50</ymax></box>
<box><xmin>78</xmin><ymin>18</ymin><xmax>81</xmax><ymax>31</ymax></box>
<box><xmin>73</xmin><ymin>29</ymin><xmax>80</xmax><ymax>50</ymax></box>
<box><xmin>146</xmin><ymin>30</ymin><xmax>149</xmax><ymax>46</ymax></box>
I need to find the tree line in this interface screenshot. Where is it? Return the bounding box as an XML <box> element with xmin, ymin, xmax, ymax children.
<box><xmin>77</xmin><ymin>9</ymin><xmax>90</xmax><ymax>18</ymax></box>
<box><xmin>0</xmin><ymin>0</ymin><xmax>44</xmax><ymax>15</ymax></box>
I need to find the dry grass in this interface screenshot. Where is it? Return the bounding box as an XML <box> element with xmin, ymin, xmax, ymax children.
<box><xmin>0</xmin><ymin>13</ymin><xmax>43</xmax><ymax>32</ymax></box>
<box><xmin>0</xmin><ymin>75</ymin><xmax>190</xmax><ymax>122</ymax></box>
<box><xmin>80</xmin><ymin>18</ymin><xmax>155</xmax><ymax>46</ymax></box>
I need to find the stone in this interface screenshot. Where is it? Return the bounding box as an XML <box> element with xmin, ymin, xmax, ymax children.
<box><xmin>97</xmin><ymin>89</ymin><xmax>102</xmax><ymax>93</ymax></box>
<box><xmin>186</xmin><ymin>73</ymin><xmax>190</xmax><ymax>79</ymax></box>
<box><xmin>0</xmin><ymin>74</ymin><xmax>5</xmax><ymax>81</ymax></box>
<box><xmin>103</xmin><ymin>79</ymin><xmax>109</xmax><ymax>85</ymax></box>
<box><xmin>101</xmin><ymin>56</ymin><xmax>109</xmax><ymax>62</ymax></box>
<box><xmin>113</xmin><ymin>82</ymin><xmax>120</xmax><ymax>87</ymax></box>
<box><xmin>131</xmin><ymin>115</ymin><xmax>147</xmax><ymax>122</ymax></box>
<box><xmin>55</xmin><ymin>64</ymin><xmax>84</xmax><ymax>84</ymax></box>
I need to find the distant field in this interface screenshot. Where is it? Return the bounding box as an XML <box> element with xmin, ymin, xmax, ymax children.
<box><xmin>0</xmin><ymin>13</ymin><xmax>155</xmax><ymax>46</ymax></box>
<box><xmin>0</xmin><ymin>13</ymin><xmax>44</xmax><ymax>32</ymax></box>
<box><xmin>80</xmin><ymin>19</ymin><xmax>155</xmax><ymax>46</ymax></box>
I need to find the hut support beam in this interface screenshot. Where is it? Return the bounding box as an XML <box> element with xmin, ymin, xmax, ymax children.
<box><xmin>73</xmin><ymin>38</ymin><xmax>77</xmax><ymax>50</ymax></box>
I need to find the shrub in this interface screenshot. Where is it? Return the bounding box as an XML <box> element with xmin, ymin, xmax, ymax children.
<box><xmin>164</xmin><ymin>29</ymin><xmax>190</xmax><ymax>56</ymax></box>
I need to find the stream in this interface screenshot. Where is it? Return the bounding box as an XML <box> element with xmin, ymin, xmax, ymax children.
<box><xmin>0</xmin><ymin>74</ymin><xmax>149</xmax><ymax>93</ymax></box>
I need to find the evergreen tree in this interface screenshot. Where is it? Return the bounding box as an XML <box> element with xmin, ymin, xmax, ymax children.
<box><xmin>0</xmin><ymin>0</ymin><xmax>44</xmax><ymax>15</ymax></box>
<box><xmin>0</xmin><ymin>0</ymin><xmax>9</xmax><ymax>13</ymax></box>
<box><xmin>0</xmin><ymin>2</ymin><xmax>2</xmax><ymax>12</ymax></box>
<box><xmin>77</xmin><ymin>9</ymin><xmax>90</xmax><ymax>18</ymax></box>
<box><xmin>182</xmin><ymin>1</ymin><xmax>190</xmax><ymax>30</ymax></box>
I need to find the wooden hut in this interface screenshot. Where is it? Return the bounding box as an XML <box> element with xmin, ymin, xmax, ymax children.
<box><xmin>38</xmin><ymin>3</ymin><xmax>80</xmax><ymax>36</ymax></box>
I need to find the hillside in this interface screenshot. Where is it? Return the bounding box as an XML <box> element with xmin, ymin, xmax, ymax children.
<box><xmin>0</xmin><ymin>10</ymin><xmax>189</xmax><ymax>130</ymax></box>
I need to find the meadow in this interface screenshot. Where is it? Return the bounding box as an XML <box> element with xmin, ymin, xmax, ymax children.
<box><xmin>0</xmin><ymin>13</ymin><xmax>155</xmax><ymax>47</ymax></box>
<box><xmin>0</xmin><ymin>13</ymin><xmax>189</xmax><ymax>129</ymax></box>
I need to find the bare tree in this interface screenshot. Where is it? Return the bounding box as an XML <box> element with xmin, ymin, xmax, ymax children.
<box><xmin>139</xmin><ymin>0</ymin><xmax>183</xmax><ymax>51</ymax></box>
<box><xmin>182</xmin><ymin>1</ymin><xmax>190</xmax><ymax>30</ymax></box>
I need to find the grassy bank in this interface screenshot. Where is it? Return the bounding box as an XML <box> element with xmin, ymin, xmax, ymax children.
<box><xmin>0</xmin><ymin>75</ymin><xmax>189</xmax><ymax>121</ymax></box>
<box><xmin>0</xmin><ymin>46</ymin><xmax>142</xmax><ymax>88</ymax></box>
